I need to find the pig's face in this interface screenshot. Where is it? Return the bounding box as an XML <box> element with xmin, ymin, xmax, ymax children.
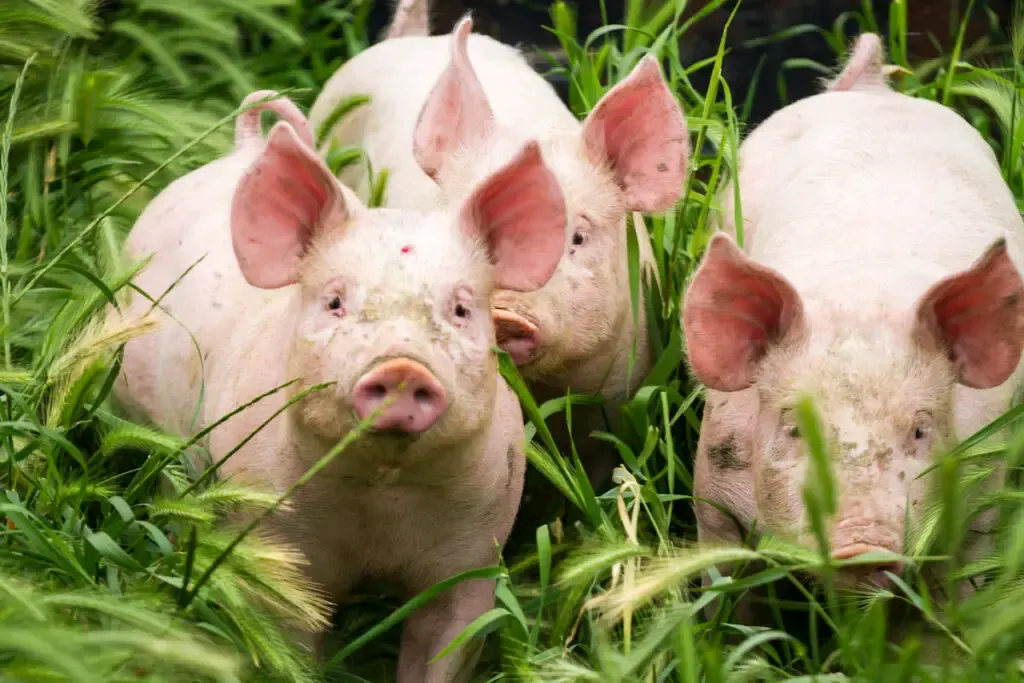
<box><xmin>411</xmin><ymin>17</ymin><xmax>689</xmax><ymax>386</ymax></box>
<box><xmin>490</xmin><ymin>140</ymin><xmax>630</xmax><ymax>381</ymax></box>
<box><xmin>230</xmin><ymin>121</ymin><xmax>566</xmax><ymax>455</ymax></box>
<box><xmin>290</xmin><ymin>210</ymin><xmax>497</xmax><ymax>444</ymax></box>
<box><xmin>684</xmin><ymin>234</ymin><xmax>1024</xmax><ymax>584</ymax></box>
<box><xmin>751</xmin><ymin>314</ymin><xmax>956</xmax><ymax>566</ymax></box>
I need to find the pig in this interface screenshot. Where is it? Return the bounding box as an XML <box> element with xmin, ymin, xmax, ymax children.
<box><xmin>385</xmin><ymin>0</ymin><xmax>430</xmax><ymax>39</ymax></box>
<box><xmin>308</xmin><ymin>9</ymin><xmax>690</xmax><ymax>488</ymax></box>
<box><xmin>683</xmin><ymin>32</ymin><xmax>1024</xmax><ymax>608</ymax></box>
<box><xmin>112</xmin><ymin>89</ymin><xmax>569</xmax><ymax>682</ymax></box>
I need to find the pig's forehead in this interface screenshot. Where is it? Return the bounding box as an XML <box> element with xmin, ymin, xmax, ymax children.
<box><xmin>541</xmin><ymin>136</ymin><xmax>625</xmax><ymax>229</ymax></box>
<box><xmin>455</xmin><ymin>131</ymin><xmax>624</xmax><ymax>230</ymax></box>
<box><xmin>761</xmin><ymin>316</ymin><xmax>953</xmax><ymax>417</ymax></box>
<box><xmin>308</xmin><ymin>209</ymin><xmax>490</xmax><ymax>289</ymax></box>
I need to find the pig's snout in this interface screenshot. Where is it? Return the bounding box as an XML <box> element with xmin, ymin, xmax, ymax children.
<box><xmin>831</xmin><ymin>543</ymin><xmax>905</xmax><ymax>589</ymax></box>
<box><xmin>352</xmin><ymin>358</ymin><xmax>448</xmax><ymax>433</ymax></box>
<box><xmin>493</xmin><ymin>309</ymin><xmax>539</xmax><ymax>365</ymax></box>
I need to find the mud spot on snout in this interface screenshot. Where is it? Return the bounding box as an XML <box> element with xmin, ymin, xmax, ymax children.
<box><xmin>709</xmin><ymin>434</ymin><xmax>747</xmax><ymax>470</ymax></box>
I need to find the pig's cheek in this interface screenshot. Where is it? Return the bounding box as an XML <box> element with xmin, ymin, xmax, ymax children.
<box><xmin>290</xmin><ymin>337</ymin><xmax>351</xmax><ymax>439</ymax></box>
<box><xmin>756</xmin><ymin>458</ymin><xmax>803</xmax><ymax>537</ymax></box>
<box><xmin>450</xmin><ymin>331</ymin><xmax>496</xmax><ymax>430</ymax></box>
<box><xmin>905</xmin><ymin>473</ymin><xmax>931</xmax><ymax>524</ymax></box>
<box><xmin>295</xmin><ymin>319</ymin><xmax>368</xmax><ymax>401</ymax></box>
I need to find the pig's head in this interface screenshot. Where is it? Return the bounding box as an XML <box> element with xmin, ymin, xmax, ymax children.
<box><xmin>684</xmin><ymin>233</ymin><xmax>1024</xmax><ymax>586</ymax></box>
<box><xmin>412</xmin><ymin>15</ymin><xmax>689</xmax><ymax>395</ymax></box>
<box><xmin>230</xmin><ymin>121</ymin><xmax>566</xmax><ymax>456</ymax></box>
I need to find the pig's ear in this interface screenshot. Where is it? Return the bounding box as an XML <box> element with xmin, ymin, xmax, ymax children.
<box><xmin>231</xmin><ymin>121</ymin><xmax>354</xmax><ymax>289</ymax></box>
<box><xmin>581</xmin><ymin>55</ymin><xmax>689</xmax><ymax>213</ymax></box>
<box><xmin>460</xmin><ymin>140</ymin><xmax>566</xmax><ymax>292</ymax></box>
<box><xmin>912</xmin><ymin>237</ymin><xmax>1024</xmax><ymax>389</ymax></box>
<box><xmin>683</xmin><ymin>233</ymin><xmax>805</xmax><ymax>391</ymax></box>
<box><xmin>413</xmin><ymin>14</ymin><xmax>495</xmax><ymax>181</ymax></box>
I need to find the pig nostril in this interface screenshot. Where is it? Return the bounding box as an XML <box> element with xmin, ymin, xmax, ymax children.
<box><xmin>352</xmin><ymin>359</ymin><xmax>447</xmax><ymax>433</ymax></box>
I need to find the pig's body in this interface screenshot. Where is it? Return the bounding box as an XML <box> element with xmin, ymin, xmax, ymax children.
<box><xmin>311</xmin><ymin>17</ymin><xmax>690</xmax><ymax>490</ymax></box>
<box><xmin>686</xmin><ymin>35</ymin><xmax>1024</xmax><ymax>598</ymax></box>
<box><xmin>115</xmin><ymin>91</ymin><xmax>571</xmax><ymax>682</ymax></box>
<box><xmin>116</xmin><ymin>92</ymin><xmax>305</xmax><ymax>431</ymax></box>
<box><xmin>311</xmin><ymin>32</ymin><xmax>578</xmax><ymax>210</ymax></box>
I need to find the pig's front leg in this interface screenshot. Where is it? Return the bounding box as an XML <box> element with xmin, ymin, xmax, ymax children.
<box><xmin>396</xmin><ymin>576</ymin><xmax>495</xmax><ymax>683</ymax></box>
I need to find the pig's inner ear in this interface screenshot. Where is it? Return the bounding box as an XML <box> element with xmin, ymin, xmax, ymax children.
<box><xmin>581</xmin><ymin>55</ymin><xmax>689</xmax><ymax>214</ymax></box>
<box><xmin>413</xmin><ymin>17</ymin><xmax>495</xmax><ymax>181</ymax></box>
<box><xmin>911</xmin><ymin>237</ymin><xmax>1024</xmax><ymax>389</ymax></box>
<box><xmin>460</xmin><ymin>140</ymin><xmax>566</xmax><ymax>292</ymax></box>
<box><xmin>231</xmin><ymin>121</ymin><xmax>348</xmax><ymax>289</ymax></box>
<box><xmin>683</xmin><ymin>234</ymin><xmax>805</xmax><ymax>392</ymax></box>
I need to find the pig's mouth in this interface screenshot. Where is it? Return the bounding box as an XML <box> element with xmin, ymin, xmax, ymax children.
<box><xmin>830</xmin><ymin>543</ymin><xmax>906</xmax><ymax>590</ymax></box>
<box><xmin>492</xmin><ymin>308</ymin><xmax>541</xmax><ymax>366</ymax></box>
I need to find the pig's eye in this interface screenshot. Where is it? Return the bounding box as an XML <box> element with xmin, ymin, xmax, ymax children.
<box><xmin>912</xmin><ymin>411</ymin><xmax>935</xmax><ymax>441</ymax></box>
<box><xmin>569</xmin><ymin>216</ymin><xmax>592</xmax><ymax>255</ymax></box>
<box><xmin>780</xmin><ymin>412</ymin><xmax>800</xmax><ymax>439</ymax></box>
<box><xmin>447</xmin><ymin>286</ymin><xmax>474</xmax><ymax>328</ymax></box>
<box><xmin>324</xmin><ymin>294</ymin><xmax>345</xmax><ymax>316</ymax></box>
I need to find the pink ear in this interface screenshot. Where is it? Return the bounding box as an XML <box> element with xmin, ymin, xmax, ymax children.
<box><xmin>683</xmin><ymin>234</ymin><xmax>805</xmax><ymax>391</ymax></box>
<box><xmin>460</xmin><ymin>140</ymin><xmax>567</xmax><ymax>292</ymax></box>
<box><xmin>581</xmin><ymin>55</ymin><xmax>689</xmax><ymax>213</ymax></box>
<box><xmin>235</xmin><ymin>90</ymin><xmax>315</xmax><ymax>151</ymax></box>
<box><xmin>412</xmin><ymin>14</ymin><xmax>495</xmax><ymax>181</ymax></box>
<box><xmin>826</xmin><ymin>33</ymin><xmax>887</xmax><ymax>92</ymax></box>
<box><xmin>231</xmin><ymin>121</ymin><xmax>349</xmax><ymax>289</ymax></box>
<box><xmin>912</xmin><ymin>237</ymin><xmax>1024</xmax><ymax>389</ymax></box>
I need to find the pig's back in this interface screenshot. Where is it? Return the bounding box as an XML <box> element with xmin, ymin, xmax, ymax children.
<box><xmin>124</xmin><ymin>148</ymin><xmax>266</xmax><ymax>328</ymax></box>
<box><xmin>733</xmin><ymin>88</ymin><xmax>1024</xmax><ymax>308</ymax></box>
<box><xmin>309</xmin><ymin>33</ymin><xmax>578</xmax><ymax>209</ymax></box>
<box><xmin>118</xmin><ymin>148</ymin><xmax>282</xmax><ymax>434</ymax></box>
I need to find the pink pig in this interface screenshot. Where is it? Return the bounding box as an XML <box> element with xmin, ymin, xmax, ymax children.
<box><xmin>113</xmin><ymin>90</ymin><xmax>568</xmax><ymax>682</ymax></box>
<box><xmin>684</xmin><ymin>34</ymin><xmax>1024</xmax><ymax>600</ymax></box>
<box><xmin>309</xmin><ymin>9</ymin><xmax>689</xmax><ymax>486</ymax></box>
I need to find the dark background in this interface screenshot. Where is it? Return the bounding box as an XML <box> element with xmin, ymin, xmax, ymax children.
<box><xmin>363</xmin><ymin>0</ymin><xmax>1014</xmax><ymax>125</ymax></box>
<box><xmin>96</xmin><ymin>0</ymin><xmax>1016</xmax><ymax>127</ymax></box>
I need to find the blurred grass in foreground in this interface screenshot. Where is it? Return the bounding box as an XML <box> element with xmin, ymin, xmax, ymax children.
<box><xmin>1</xmin><ymin>0</ymin><xmax>1023</xmax><ymax>682</ymax></box>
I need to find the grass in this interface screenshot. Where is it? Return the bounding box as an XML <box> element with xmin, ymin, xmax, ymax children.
<box><xmin>1</xmin><ymin>0</ymin><xmax>1023</xmax><ymax>681</ymax></box>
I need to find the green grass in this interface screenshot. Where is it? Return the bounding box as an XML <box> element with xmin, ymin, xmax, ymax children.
<box><xmin>1</xmin><ymin>0</ymin><xmax>1023</xmax><ymax>681</ymax></box>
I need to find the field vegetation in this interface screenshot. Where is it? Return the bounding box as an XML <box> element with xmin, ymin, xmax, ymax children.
<box><xmin>0</xmin><ymin>1</ymin><xmax>1022</xmax><ymax>681</ymax></box>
